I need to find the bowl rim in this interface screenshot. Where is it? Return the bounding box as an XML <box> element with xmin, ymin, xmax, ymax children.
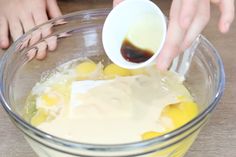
<box><xmin>0</xmin><ymin>8</ymin><xmax>225</xmax><ymax>153</ymax></box>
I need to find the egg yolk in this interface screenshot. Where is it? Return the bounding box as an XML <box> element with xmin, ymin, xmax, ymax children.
<box><xmin>141</xmin><ymin>131</ymin><xmax>164</xmax><ymax>140</ymax></box>
<box><xmin>41</xmin><ymin>93</ymin><xmax>60</xmax><ymax>106</ymax></box>
<box><xmin>142</xmin><ymin>101</ymin><xmax>199</xmax><ymax>140</ymax></box>
<box><xmin>162</xmin><ymin>101</ymin><xmax>198</xmax><ymax>130</ymax></box>
<box><xmin>104</xmin><ymin>63</ymin><xmax>131</xmax><ymax>78</ymax></box>
<box><xmin>75</xmin><ymin>61</ymin><xmax>97</xmax><ymax>79</ymax></box>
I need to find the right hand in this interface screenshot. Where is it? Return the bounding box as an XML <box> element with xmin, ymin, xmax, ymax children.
<box><xmin>113</xmin><ymin>0</ymin><xmax>235</xmax><ymax>70</ymax></box>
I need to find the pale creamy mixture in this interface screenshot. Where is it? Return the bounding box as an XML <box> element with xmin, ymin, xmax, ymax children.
<box><xmin>25</xmin><ymin>60</ymin><xmax>195</xmax><ymax>144</ymax></box>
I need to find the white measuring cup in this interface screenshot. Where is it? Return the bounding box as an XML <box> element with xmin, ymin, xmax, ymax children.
<box><xmin>102</xmin><ymin>0</ymin><xmax>167</xmax><ymax>69</ymax></box>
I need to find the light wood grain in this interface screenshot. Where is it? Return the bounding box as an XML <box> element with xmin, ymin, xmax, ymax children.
<box><xmin>0</xmin><ymin>0</ymin><xmax>235</xmax><ymax>156</ymax></box>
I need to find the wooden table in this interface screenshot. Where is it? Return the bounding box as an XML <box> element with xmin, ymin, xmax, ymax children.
<box><xmin>0</xmin><ymin>0</ymin><xmax>235</xmax><ymax>156</ymax></box>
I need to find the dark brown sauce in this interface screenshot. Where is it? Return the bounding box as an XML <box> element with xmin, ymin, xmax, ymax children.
<box><xmin>121</xmin><ymin>39</ymin><xmax>154</xmax><ymax>63</ymax></box>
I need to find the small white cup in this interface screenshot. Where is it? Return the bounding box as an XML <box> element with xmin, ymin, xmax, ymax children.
<box><xmin>102</xmin><ymin>0</ymin><xmax>167</xmax><ymax>69</ymax></box>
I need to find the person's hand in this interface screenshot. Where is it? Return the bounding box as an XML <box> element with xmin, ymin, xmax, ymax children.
<box><xmin>113</xmin><ymin>0</ymin><xmax>235</xmax><ymax>70</ymax></box>
<box><xmin>0</xmin><ymin>0</ymin><xmax>61</xmax><ymax>52</ymax></box>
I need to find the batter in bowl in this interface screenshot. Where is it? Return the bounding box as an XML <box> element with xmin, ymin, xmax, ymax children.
<box><xmin>24</xmin><ymin>60</ymin><xmax>198</xmax><ymax>144</ymax></box>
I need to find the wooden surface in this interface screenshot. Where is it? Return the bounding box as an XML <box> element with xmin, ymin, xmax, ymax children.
<box><xmin>0</xmin><ymin>0</ymin><xmax>235</xmax><ymax>157</ymax></box>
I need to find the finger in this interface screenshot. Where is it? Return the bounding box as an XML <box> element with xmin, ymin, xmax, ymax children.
<box><xmin>35</xmin><ymin>41</ymin><xmax>47</xmax><ymax>60</ymax></box>
<box><xmin>33</xmin><ymin>7</ymin><xmax>48</xmax><ymax>26</ymax></box>
<box><xmin>218</xmin><ymin>0</ymin><xmax>235</xmax><ymax>33</ymax></box>
<box><xmin>19</xmin><ymin>36</ymin><xmax>30</xmax><ymax>50</ymax></box>
<box><xmin>8</xmin><ymin>17</ymin><xmax>23</xmax><ymax>41</ymax></box>
<box><xmin>182</xmin><ymin>0</ymin><xmax>210</xmax><ymax>50</ymax></box>
<box><xmin>45</xmin><ymin>36</ymin><xmax>57</xmax><ymax>51</ymax></box>
<box><xmin>47</xmin><ymin>0</ymin><xmax>62</xmax><ymax>18</ymax></box>
<box><xmin>20</xmin><ymin>13</ymin><xmax>35</xmax><ymax>33</ymax></box>
<box><xmin>26</xmin><ymin>48</ymin><xmax>37</xmax><ymax>61</ymax></box>
<box><xmin>29</xmin><ymin>29</ymin><xmax>42</xmax><ymax>46</ymax></box>
<box><xmin>113</xmin><ymin>0</ymin><xmax>124</xmax><ymax>7</ymax></box>
<box><xmin>0</xmin><ymin>17</ymin><xmax>9</xmax><ymax>48</ymax></box>
<box><xmin>21</xmin><ymin>13</ymin><xmax>41</xmax><ymax>46</ymax></box>
<box><xmin>211</xmin><ymin>0</ymin><xmax>221</xmax><ymax>4</ymax></box>
<box><xmin>58</xmin><ymin>32</ymin><xmax>72</xmax><ymax>38</ymax></box>
<box><xmin>20</xmin><ymin>13</ymin><xmax>42</xmax><ymax>46</ymax></box>
<box><xmin>156</xmin><ymin>0</ymin><xmax>184</xmax><ymax>70</ymax></box>
<box><xmin>179</xmin><ymin>0</ymin><xmax>199</xmax><ymax>29</ymax></box>
<box><xmin>33</xmin><ymin>11</ymin><xmax>51</xmax><ymax>38</ymax></box>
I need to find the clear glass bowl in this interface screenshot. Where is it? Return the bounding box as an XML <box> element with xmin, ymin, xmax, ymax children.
<box><xmin>0</xmin><ymin>9</ymin><xmax>225</xmax><ymax>157</ymax></box>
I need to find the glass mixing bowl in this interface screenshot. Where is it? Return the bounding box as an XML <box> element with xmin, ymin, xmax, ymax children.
<box><xmin>0</xmin><ymin>9</ymin><xmax>225</xmax><ymax>157</ymax></box>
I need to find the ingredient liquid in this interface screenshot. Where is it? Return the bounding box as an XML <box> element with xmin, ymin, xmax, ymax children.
<box><xmin>121</xmin><ymin>39</ymin><xmax>154</xmax><ymax>63</ymax></box>
<box><xmin>120</xmin><ymin>13</ymin><xmax>164</xmax><ymax>63</ymax></box>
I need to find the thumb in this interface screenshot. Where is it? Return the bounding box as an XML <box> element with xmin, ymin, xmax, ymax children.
<box><xmin>113</xmin><ymin>0</ymin><xmax>124</xmax><ymax>7</ymax></box>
